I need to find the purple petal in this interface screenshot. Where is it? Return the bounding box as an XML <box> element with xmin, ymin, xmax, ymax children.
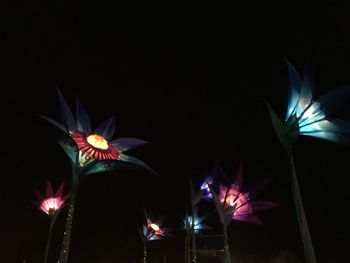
<box><xmin>243</xmin><ymin>177</ymin><xmax>271</xmax><ymax>200</ymax></box>
<box><xmin>233</xmin><ymin>214</ymin><xmax>263</xmax><ymax>225</ymax></box>
<box><xmin>110</xmin><ymin>138</ymin><xmax>148</xmax><ymax>152</ymax></box>
<box><xmin>57</xmin><ymin>88</ymin><xmax>76</xmax><ymax>132</ymax></box>
<box><xmin>95</xmin><ymin>117</ymin><xmax>115</xmax><ymax>141</ymax></box>
<box><xmin>76</xmin><ymin>99</ymin><xmax>91</xmax><ymax>133</ymax></box>
<box><xmin>233</xmin><ymin>164</ymin><xmax>243</xmax><ymax>190</ymax></box>
<box><xmin>250</xmin><ymin>200</ymin><xmax>278</xmax><ymax>212</ymax></box>
<box><xmin>234</xmin><ymin>203</ymin><xmax>253</xmax><ymax>215</ymax></box>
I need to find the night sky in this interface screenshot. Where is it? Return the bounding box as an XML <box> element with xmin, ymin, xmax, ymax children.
<box><xmin>2</xmin><ymin>2</ymin><xmax>350</xmax><ymax>262</ymax></box>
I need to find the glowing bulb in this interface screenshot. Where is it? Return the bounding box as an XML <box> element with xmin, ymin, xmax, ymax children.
<box><xmin>150</xmin><ymin>223</ymin><xmax>160</xmax><ymax>231</ymax></box>
<box><xmin>87</xmin><ymin>134</ymin><xmax>109</xmax><ymax>149</ymax></box>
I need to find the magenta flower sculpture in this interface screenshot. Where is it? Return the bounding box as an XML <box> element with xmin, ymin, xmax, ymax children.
<box><xmin>35</xmin><ymin>182</ymin><xmax>69</xmax><ymax>263</ymax></box>
<box><xmin>208</xmin><ymin>164</ymin><xmax>277</xmax><ymax>263</ymax></box>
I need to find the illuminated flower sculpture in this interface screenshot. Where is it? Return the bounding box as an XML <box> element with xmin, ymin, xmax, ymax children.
<box><xmin>208</xmin><ymin>165</ymin><xmax>277</xmax><ymax>263</ymax></box>
<box><xmin>184</xmin><ymin>211</ymin><xmax>209</xmax><ymax>234</ymax></box>
<box><xmin>42</xmin><ymin>89</ymin><xmax>155</xmax><ymax>263</ymax></box>
<box><xmin>185</xmin><ymin>176</ymin><xmax>213</xmax><ymax>263</ymax></box>
<box><xmin>140</xmin><ymin>214</ymin><xmax>169</xmax><ymax>263</ymax></box>
<box><xmin>265</xmin><ymin>60</ymin><xmax>350</xmax><ymax>263</ymax></box>
<box><xmin>35</xmin><ymin>182</ymin><xmax>69</xmax><ymax>263</ymax></box>
<box><xmin>184</xmin><ymin>208</ymin><xmax>210</xmax><ymax>263</ymax></box>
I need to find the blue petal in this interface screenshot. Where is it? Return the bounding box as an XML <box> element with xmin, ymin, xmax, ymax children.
<box><xmin>285</xmin><ymin>60</ymin><xmax>313</xmax><ymax>119</ymax></box>
<box><xmin>316</xmin><ymin>86</ymin><xmax>350</xmax><ymax>116</ymax></box>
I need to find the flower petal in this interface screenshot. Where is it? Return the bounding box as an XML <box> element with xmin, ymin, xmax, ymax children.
<box><xmin>119</xmin><ymin>154</ymin><xmax>157</xmax><ymax>175</ymax></box>
<box><xmin>110</xmin><ymin>138</ymin><xmax>148</xmax><ymax>152</ymax></box>
<box><xmin>76</xmin><ymin>99</ymin><xmax>91</xmax><ymax>133</ymax></box>
<box><xmin>46</xmin><ymin>182</ymin><xmax>54</xmax><ymax>198</ymax></box>
<box><xmin>233</xmin><ymin>214</ymin><xmax>263</xmax><ymax>225</ymax></box>
<box><xmin>94</xmin><ymin>117</ymin><xmax>116</xmax><ymax>141</ymax></box>
<box><xmin>316</xmin><ymin>85</ymin><xmax>350</xmax><ymax>116</ymax></box>
<box><xmin>57</xmin><ymin>88</ymin><xmax>76</xmax><ymax>132</ymax></box>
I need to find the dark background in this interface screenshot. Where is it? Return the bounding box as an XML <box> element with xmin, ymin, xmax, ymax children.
<box><xmin>1</xmin><ymin>1</ymin><xmax>350</xmax><ymax>262</ymax></box>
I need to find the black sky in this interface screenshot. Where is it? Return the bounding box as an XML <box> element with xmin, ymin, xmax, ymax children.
<box><xmin>1</xmin><ymin>1</ymin><xmax>350</xmax><ymax>262</ymax></box>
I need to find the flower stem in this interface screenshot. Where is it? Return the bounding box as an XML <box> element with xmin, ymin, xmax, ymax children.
<box><xmin>143</xmin><ymin>242</ymin><xmax>147</xmax><ymax>263</ymax></box>
<box><xmin>222</xmin><ymin>224</ymin><xmax>230</xmax><ymax>263</ymax></box>
<box><xmin>43</xmin><ymin>217</ymin><xmax>56</xmax><ymax>263</ymax></box>
<box><xmin>59</xmin><ymin>194</ymin><xmax>76</xmax><ymax>263</ymax></box>
<box><xmin>287</xmin><ymin>148</ymin><xmax>317</xmax><ymax>263</ymax></box>
<box><xmin>191</xmin><ymin>210</ymin><xmax>197</xmax><ymax>263</ymax></box>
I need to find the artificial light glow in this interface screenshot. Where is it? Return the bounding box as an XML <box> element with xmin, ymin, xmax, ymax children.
<box><xmin>40</xmin><ymin>197</ymin><xmax>65</xmax><ymax>215</ymax></box>
<box><xmin>150</xmin><ymin>223</ymin><xmax>160</xmax><ymax>231</ymax></box>
<box><xmin>87</xmin><ymin>134</ymin><xmax>109</xmax><ymax>149</ymax></box>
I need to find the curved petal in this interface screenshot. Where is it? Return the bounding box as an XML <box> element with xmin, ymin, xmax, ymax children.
<box><xmin>40</xmin><ymin>115</ymin><xmax>68</xmax><ymax>134</ymax></box>
<box><xmin>285</xmin><ymin>59</ymin><xmax>314</xmax><ymax>119</ymax></box>
<box><xmin>119</xmin><ymin>154</ymin><xmax>157</xmax><ymax>175</ymax></box>
<box><xmin>233</xmin><ymin>214</ymin><xmax>263</xmax><ymax>225</ymax></box>
<box><xmin>242</xmin><ymin>177</ymin><xmax>271</xmax><ymax>200</ymax></box>
<box><xmin>46</xmin><ymin>182</ymin><xmax>54</xmax><ymax>198</ymax></box>
<box><xmin>250</xmin><ymin>200</ymin><xmax>278</xmax><ymax>212</ymax></box>
<box><xmin>110</xmin><ymin>138</ymin><xmax>148</xmax><ymax>152</ymax></box>
<box><xmin>233</xmin><ymin>164</ymin><xmax>243</xmax><ymax>190</ymax></box>
<box><xmin>94</xmin><ymin>117</ymin><xmax>115</xmax><ymax>141</ymax></box>
<box><xmin>76</xmin><ymin>99</ymin><xmax>91</xmax><ymax>133</ymax></box>
<box><xmin>55</xmin><ymin>183</ymin><xmax>65</xmax><ymax>198</ymax></box>
<box><xmin>316</xmin><ymin>85</ymin><xmax>350</xmax><ymax>116</ymax></box>
<box><xmin>57</xmin><ymin>88</ymin><xmax>76</xmax><ymax>132</ymax></box>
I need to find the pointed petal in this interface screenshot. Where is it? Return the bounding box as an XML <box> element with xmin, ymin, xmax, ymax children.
<box><xmin>82</xmin><ymin>161</ymin><xmax>114</xmax><ymax>176</ymax></box>
<box><xmin>76</xmin><ymin>99</ymin><xmax>91</xmax><ymax>132</ymax></box>
<box><xmin>46</xmin><ymin>182</ymin><xmax>54</xmax><ymax>197</ymax></box>
<box><xmin>94</xmin><ymin>117</ymin><xmax>115</xmax><ymax>141</ymax></box>
<box><xmin>55</xmin><ymin>182</ymin><xmax>65</xmax><ymax>198</ymax></box>
<box><xmin>243</xmin><ymin>177</ymin><xmax>271</xmax><ymax>200</ymax></box>
<box><xmin>316</xmin><ymin>85</ymin><xmax>350</xmax><ymax>116</ymax></box>
<box><xmin>208</xmin><ymin>184</ymin><xmax>229</xmax><ymax>226</ymax></box>
<box><xmin>233</xmin><ymin>163</ymin><xmax>243</xmax><ymax>190</ymax></box>
<box><xmin>233</xmin><ymin>214</ymin><xmax>263</xmax><ymax>225</ymax></box>
<box><xmin>40</xmin><ymin>115</ymin><xmax>68</xmax><ymax>134</ymax></box>
<box><xmin>264</xmin><ymin>99</ymin><xmax>292</xmax><ymax>149</ymax></box>
<box><xmin>119</xmin><ymin>154</ymin><xmax>157</xmax><ymax>175</ymax></box>
<box><xmin>300</xmin><ymin>119</ymin><xmax>350</xmax><ymax>144</ymax></box>
<box><xmin>57</xmin><ymin>88</ymin><xmax>76</xmax><ymax>131</ymax></box>
<box><xmin>284</xmin><ymin>59</ymin><xmax>303</xmax><ymax>118</ymax></box>
<box><xmin>110</xmin><ymin>138</ymin><xmax>148</xmax><ymax>152</ymax></box>
<box><xmin>250</xmin><ymin>200</ymin><xmax>278</xmax><ymax>212</ymax></box>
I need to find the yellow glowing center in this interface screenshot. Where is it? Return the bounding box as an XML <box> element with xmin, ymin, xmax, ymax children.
<box><xmin>226</xmin><ymin>195</ymin><xmax>235</xmax><ymax>206</ymax></box>
<box><xmin>86</xmin><ymin>134</ymin><xmax>109</xmax><ymax>149</ymax></box>
<box><xmin>150</xmin><ymin>223</ymin><xmax>160</xmax><ymax>231</ymax></box>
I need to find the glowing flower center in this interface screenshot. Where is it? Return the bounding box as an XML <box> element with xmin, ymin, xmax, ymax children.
<box><xmin>226</xmin><ymin>195</ymin><xmax>236</xmax><ymax>207</ymax></box>
<box><xmin>40</xmin><ymin>197</ymin><xmax>64</xmax><ymax>215</ymax></box>
<box><xmin>150</xmin><ymin>223</ymin><xmax>160</xmax><ymax>231</ymax></box>
<box><xmin>86</xmin><ymin>134</ymin><xmax>109</xmax><ymax>149</ymax></box>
